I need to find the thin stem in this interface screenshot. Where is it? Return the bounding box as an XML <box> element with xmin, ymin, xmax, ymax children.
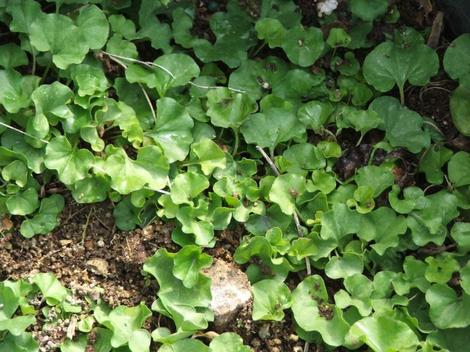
<box><xmin>102</xmin><ymin>51</ymin><xmax>175</xmax><ymax>78</ymax></box>
<box><xmin>256</xmin><ymin>146</ymin><xmax>280</xmax><ymax>176</ymax></box>
<box><xmin>399</xmin><ymin>85</ymin><xmax>405</xmax><ymax>105</ymax></box>
<box><xmin>101</xmin><ymin>51</ymin><xmax>246</xmax><ymax>93</ymax></box>
<box><xmin>303</xmin><ymin>342</ymin><xmax>310</xmax><ymax>352</ymax></box>
<box><xmin>250</xmin><ymin>41</ymin><xmax>266</xmax><ymax>58</ymax></box>
<box><xmin>355</xmin><ymin>132</ymin><xmax>365</xmax><ymax>147</ymax></box>
<box><xmin>30</xmin><ymin>45</ymin><xmax>36</xmax><ymax>76</ymax></box>
<box><xmin>106</xmin><ymin>55</ymin><xmax>156</xmax><ymax>124</ymax></box>
<box><xmin>41</xmin><ymin>62</ymin><xmax>52</xmax><ymax>83</ymax></box>
<box><xmin>138</xmin><ymin>83</ymin><xmax>157</xmax><ymax>124</ymax></box>
<box><xmin>232</xmin><ymin>128</ymin><xmax>239</xmax><ymax>156</ymax></box>
<box><xmin>256</xmin><ymin>146</ymin><xmax>312</xmax><ymax>276</ymax></box>
<box><xmin>81</xmin><ymin>207</ymin><xmax>93</xmax><ymax>245</ymax></box>
<box><xmin>0</xmin><ymin>121</ymin><xmax>49</xmax><ymax>144</ymax></box>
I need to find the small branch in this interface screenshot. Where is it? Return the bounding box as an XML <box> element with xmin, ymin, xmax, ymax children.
<box><xmin>102</xmin><ymin>51</ymin><xmax>246</xmax><ymax>94</ymax></box>
<box><xmin>81</xmin><ymin>207</ymin><xmax>94</xmax><ymax>245</ymax></box>
<box><xmin>0</xmin><ymin>121</ymin><xmax>49</xmax><ymax>144</ymax></box>
<box><xmin>256</xmin><ymin>145</ymin><xmax>312</xmax><ymax>276</ymax></box>
<box><xmin>105</xmin><ymin>55</ymin><xmax>157</xmax><ymax>124</ymax></box>
<box><xmin>255</xmin><ymin>146</ymin><xmax>280</xmax><ymax>176</ymax></box>
<box><xmin>138</xmin><ymin>83</ymin><xmax>157</xmax><ymax>123</ymax></box>
<box><xmin>303</xmin><ymin>342</ymin><xmax>310</xmax><ymax>352</ymax></box>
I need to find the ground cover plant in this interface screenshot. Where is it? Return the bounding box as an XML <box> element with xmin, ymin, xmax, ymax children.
<box><xmin>0</xmin><ymin>0</ymin><xmax>469</xmax><ymax>351</ymax></box>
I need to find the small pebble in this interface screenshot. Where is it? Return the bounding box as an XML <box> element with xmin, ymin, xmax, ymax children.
<box><xmin>258</xmin><ymin>323</ymin><xmax>270</xmax><ymax>339</ymax></box>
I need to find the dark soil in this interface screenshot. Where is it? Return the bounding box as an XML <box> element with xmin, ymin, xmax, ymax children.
<box><xmin>0</xmin><ymin>198</ymin><xmax>175</xmax><ymax>307</ymax></box>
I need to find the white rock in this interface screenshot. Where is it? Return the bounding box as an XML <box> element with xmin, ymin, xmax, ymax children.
<box><xmin>204</xmin><ymin>259</ymin><xmax>252</xmax><ymax>329</ymax></box>
<box><xmin>317</xmin><ymin>0</ymin><xmax>339</xmax><ymax>17</ymax></box>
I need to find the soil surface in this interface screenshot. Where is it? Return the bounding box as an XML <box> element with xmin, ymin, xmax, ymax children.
<box><xmin>1</xmin><ymin>0</ymin><xmax>469</xmax><ymax>351</ymax></box>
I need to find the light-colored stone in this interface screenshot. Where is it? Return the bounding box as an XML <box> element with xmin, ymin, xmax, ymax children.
<box><xmin>86</xmin><ymin>258</ymin><xmax>109</xmax><ymax>277</ymax></box>
<box><xmin>204</xmin><ymin>259</ymin><xmax>252</xmax><ymax>329</ymax></box>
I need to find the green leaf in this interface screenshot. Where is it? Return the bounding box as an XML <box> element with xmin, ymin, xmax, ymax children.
<box><xmin>334</xmin><ymin>274</ymin><xmax>373</xmax><ymax>316</ymax></box>
<box><xmin>70</xmin><ymin>64</ymin><xmax>109</xmax><ymax>97</ymax></box>
<box><xmin>6</xmin><ymin>0</ymin><xmax>42</xmax><ymax>34</ymax></box>
<box><xmin>190</xmin><ymin>139</ymin><xmax>226</xmax><ymax>175</ymax></box>
<box><xmin>327</xmin><ymin>28</ymin><xmax>351</xmax><ymax>48</ymax></box>
<box><xmin>292</xmin><ymin>275</ymin><xmax>350</xmax><ymax>346</ymax></box>
<box><xmin>280</xmin><ymin>144</ymin><xmax>325</xmax><ymax>173</ymax></box>
<box><xmin>288</xmin><ymin>237</ymin><xmax>318</xmax><ymax>260</ymax></box>
<box><xmin>31</xmin><ymin>272</ymin><xmax>68</xmax><ymax>305</ymax></box>
<box><xmin>425</xmin><ymin>255</ymin><xmax>460</xmax><ymax>284</ymax></box>
<box><xmin>45</xmin><ymin>136</ymin><xmax>94</xmax><ymax>185</ymax></box>
<box><xmin>426</xmin><ymin>284</ymin><xmax>470</xmax><ymax>329</ymax></box>
<box><xmin>228</xmin><ymin>57</ymin><xmax>289</xmax><ymax>100</ymax></box>
<box><xmin>30</xmin><ymin>13</ymin><xmax>89</xmax><ymax>69</ymax></box>
<box><xmin>256</xmin><ymin>18</ymin><xmax>287</xmax><ymax>48</ymax></box>
<box><xmin>0</xmin><ymin>332</ymin><xmax>39</xmax><ymax>352</ymax></box>
<box><xmin>20</xmin><ymin>194</ymin><xmax>65</xmax><ymax>238</ymax></box>
<box><xmin>448</xmin><ymin>151</ymin><xmax>470</xmax><ymax>187</ymax></box>
<box><xmin>354</xmin><ymin>164</ymin><xmax>395</xmax><ymax>197</ymax></box>
<box><xmin>170</xmin><ymin>172</ymin><xmax>209</xmax><ymax>205</ymax></box>
<box><xmin>450</xmin><ymin>78</ymin><xmax>470</xmax><ymax>136</ymax></box>
<box><xmin>336</xmin><ymin>107</ymin><xmax>381</xmax><ymax>137</ymax></box>
<box><xmin>297</xmin><ymin>100</ymin><xmax>334</xmax><ymax>132</ymax></box>
<box><xmin>428</xmin><ymin>327</ymin><xmax>470</xmax><ymax>352</ymax></box>
<box><xmin>71</xmin><ymin>176</ymin><xmax>109</xmax><ymax>204</ymax></box>
<box><xmin>461</xmin><ymin>262</ymin><xmax>470</xmax><ymax>295</ymax></box>
<box><xmin>147</xmin><ymin>97</ymin><xmax>194</xmax><ymax>162</ymax></box>
<box><xmin>444</xmin><ymin>33</ymin><xmax>470</xmax><ymax>81</ymax></box>
<box><xmin>325</xmin><ymin>253</ymin><xmax>364</xmax><ymax>279</ymax></box>
<box><xmin>106</xmin><ymin>34</ymin><xmax>138</xmax><ymax>59</ymax></box>
<box><xmin>252</xmin><ymin>279</ymin><xmax>291</xmax><ymax>321</ymax></box>
<box><xmin>241</xmin><ymin>107</ymin><xmax>304</xmax><ymax>152</ymax></box>
<box><xmin>0</xmin><ymin>316</ymin><xmax>36</xmax><ymax>336</ymax></box>
<box><xmin>143</xmin><ymin>249</ymin><xmax>213</xmax><ymax>332</ymax></box>
<box><xmin>2</xmin><ymin>160</ymin><xmax>28</xmax><ymax>187</ymax></box>
<box><xmin>451</xmin><ymin>222</ymin><xmax>470</xmax><ymax>252</ymax></box>
<box><xmin>363</xmin><ymin>40</ymin><xmax>439</xmax><ymax>102</ymax></box>
<box><xmin>407</xmin><ymin>190</ymin><xmax>459</xmax><ymax>246</ymax></box>
<box><xmin>6</xmin><ymin>187</ymin><xmax>39</xmax><ymax>216</ymax></box>
<box><xmin>94</xmin><ymin>303</ymin><xmax>151</xmax><ymax>349</ymax></box>
<box><xmin>392</xmin><ymin>256</ymin><xmax>430</xmax><ymax>295</ymax></box>
<box><xmin>172</xmin><ymin>245</ymin><xmax>212</xmax><ymax>288</ymax></box>
<box><xmin>209</xmin><ymin>333</ymin><xmax>252</xmax><ymax>352</ymax></box>
<box><xmin>60</xmin><ymin>335</ymin><xmax>87</xmax><ymax>352</ymax></box>
<box><xmin>419</xmin><ymin>145</ymin><xmax>453</xmax><ymax>184</ymax></box>
<box><xmin>269</xmin><ymin>173</ymin><xmax>306</xmax><ymax>215</ymax></box>
<box><xmin>109</xmin><ymin>14</ymin><xmax>136</xmax><ymax>39</ymax></box>
<box><xmin>126</xmin><ymin>54</ymin><xmax>200</xmax><ymax>96</ymax></box>
<box><xmin>96</xmin><ymin>99</ymin><xmax>144</xmax><ymax>147</ymax></box>
<box><xmin>206</xmin><ymin>88</ymin><xmax>256</xmax><ymax>129</ymax></box>
<box><xmin>192</xmin><ymin>3</ymin><xmax>256</xmax><ymax>68</ymax></box>
<box><xmin>76</xmin><ymin>5</ymin><xmax>109</xmax><ymax>50</ymax></box>
<box><xmin>346</xmin><ymin>315</ymin><xmax>419</xmax><ymax>352</ymax></box>
<box><xmin>0</xmin><ymin>43</ymin><xmax>28</xmax><ymax>69</ymax></box>
<box><xmin>159</xmin><ymin>339</ymin><xmax>209</xmax><ymax>352</ymax></box>
<box><xmin>32</xmin><ymin>82</ymin><xmax>74</xmax><ymax>126</ymax></box>
<box><xmin>349</xmin><ymin>0</ymin><xmax>389</xmax><ymax>21</ymax></box>
<box><xmin>388</xmin><ymin>185</ymin><xmax>427</xmax><ymax>214</ymax></box>
<box><xmin>370</xmin><ymin>96</ymin><xmax>430</xmax><ymax>153</ymax></box>
<box><xmin>320</xmin><ymin>203</ymin><xmax>361</xmax><ymax>242</ymax></box>
<box><xmin>100</xmin><ymin>145</ymin><xmax>169</xmax><ymax>194</ymax></box>
<box><xmin>0</xmin><ymin>69</ymin><xmax>39</xmax><ymax>113</ymax></box>
<box><xmin>357</xmin><ymin>207</ymin><xmax>407</xmax><ymax>255</ymax></box>
<box><xmin>281</xmin><ymin>25</ymin><xmax>324</xmax><ymax>67</ymax></box>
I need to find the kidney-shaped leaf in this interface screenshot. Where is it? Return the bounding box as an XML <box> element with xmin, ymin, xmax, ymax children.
<box><xmin>292</xmin><ymin>275</ymin><xmax>350</xmax><ymax>346</ymax></box>
<box><xmin>346</xmin><ymin>315</ymin><xmax>419</xmax><ymax>352</ymax></box>
<box><xmin>45</xmin><ymin>136</ymin><xmax>94</xmax><ymax>185</ymax></box>
<box><xmin>363</xmin><ymin>41</ymin><xmax>438</xmax><ymax>102</ymax></box>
